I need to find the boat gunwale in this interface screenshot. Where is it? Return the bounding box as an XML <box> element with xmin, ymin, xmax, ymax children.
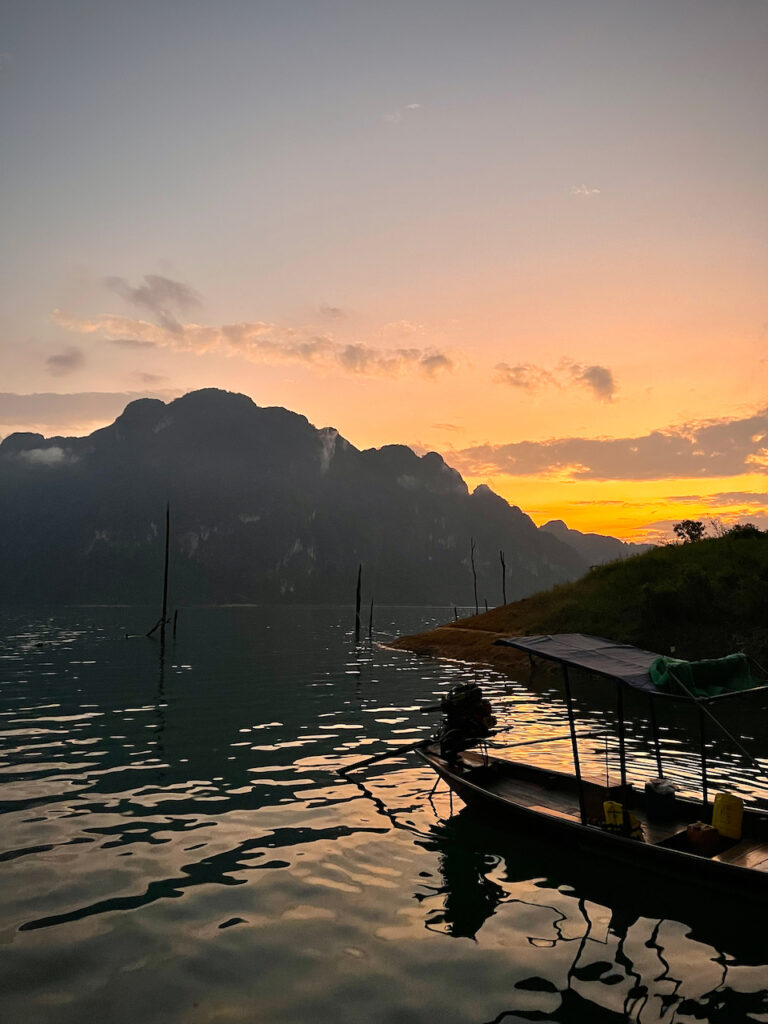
<box><xmin>416</xmin><ymin>740</ymin><xmax>768</xmax><ymax>888</ymax></box>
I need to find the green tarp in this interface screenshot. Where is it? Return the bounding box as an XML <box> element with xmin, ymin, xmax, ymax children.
<box><xmin>650</xmin><ymin>653</ymin><xmax>759</xmax><ymax>697</ymax></box>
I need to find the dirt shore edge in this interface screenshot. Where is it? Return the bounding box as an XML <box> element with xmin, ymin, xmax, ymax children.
<box><xmin>388</xmin><ymin>623</ymin><xmax>531</xmax><ymax>676</ymax></box>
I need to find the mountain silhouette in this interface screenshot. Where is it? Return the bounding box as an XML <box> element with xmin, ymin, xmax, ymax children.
<box><xmin>540</xmin><ymin>520</ymin><xmax>653</xmax><ymax>565</ymax></box>
<box><xmin>0</xmin><ymin>388</ymin><xmax>632</xmax><ymax>606</ymax></box>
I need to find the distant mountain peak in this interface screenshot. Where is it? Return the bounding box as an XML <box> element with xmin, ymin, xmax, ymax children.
<box><xmin>540</xmin><ymin>519</ymin><xmax>653</xmax><ymax>564</ymax></box>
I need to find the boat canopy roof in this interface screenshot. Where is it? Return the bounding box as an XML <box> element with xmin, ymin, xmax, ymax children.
<box><xmin>495</xmin><ymin>633</ymin><xmax>768</xmax><ymax>701</ymax></box>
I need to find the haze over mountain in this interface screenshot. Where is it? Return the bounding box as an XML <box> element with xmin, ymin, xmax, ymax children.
<box><xmin>0</xmin><ymin>389</ymin><xmax>642</xmax><ymax>606</ymax></box>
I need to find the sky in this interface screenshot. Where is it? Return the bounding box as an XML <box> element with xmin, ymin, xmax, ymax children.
<box><xmin>2</xmin><ymin>0</ymin><xmax>767</xmax><ymax>542</ymax></box>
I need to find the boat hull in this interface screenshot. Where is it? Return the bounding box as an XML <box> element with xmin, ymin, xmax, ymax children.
<box><xmin>417</xmin><ymin>743</ymin><xmax>768</xmax><ymax>900</ymax></box>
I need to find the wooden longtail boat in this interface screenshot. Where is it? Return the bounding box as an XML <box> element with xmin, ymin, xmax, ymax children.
<box><xmin>416</xmin><ymin>634</ymin><xmax>768</xmax><ymax>895</ymax></box>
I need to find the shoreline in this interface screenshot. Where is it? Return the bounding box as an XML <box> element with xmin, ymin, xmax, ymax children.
<box><xmin>388</xmin><ymin>614</ymin><xmax>532</xmax><ymax>677</ymax></box>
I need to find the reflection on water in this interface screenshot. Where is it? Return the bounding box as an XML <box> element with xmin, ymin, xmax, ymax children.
<box><xmin>416</xmin><ymin>806</ymin><xmax>768</xmax><ymax>1021</ymax></box>
<box><xmin>1</xmin><ymin>606</ymin><xmax>767</xmax><ymax>1024</ymax></box>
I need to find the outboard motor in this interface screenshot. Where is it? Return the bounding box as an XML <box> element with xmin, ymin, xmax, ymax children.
<box><xmin>438</xmin><ymin>682</ymin><xmax>496</xmax><ymax>765</ymax></box>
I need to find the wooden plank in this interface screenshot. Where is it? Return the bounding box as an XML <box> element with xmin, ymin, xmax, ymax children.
<box><xmin>713</xmin><ymin>840</ymin><xmax>768</xmax><ymax>869</ymax></box>
<box><xmin>528</xmin><ymin>803</ymin><xmax>580</xmax><ymax>822</ymax></box>
<box><xmin>485</xmin><ymin>775</ymin><xmax>580</xmax><ymax>818</ymax></box>
<box><xmin>640</xmin><ymin>819</ymin><xmax>691</xmax><ymax>845</ymax></box>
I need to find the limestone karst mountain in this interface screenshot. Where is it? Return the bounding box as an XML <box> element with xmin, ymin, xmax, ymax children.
<box><xmin>0</xmin><ymin>388</ymin><xmax>637</xmax><ymax>605</ymax></box>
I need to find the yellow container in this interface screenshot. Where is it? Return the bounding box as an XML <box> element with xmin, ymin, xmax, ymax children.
<box><xmin>602</xmin><ymin>802</ymin><xmax>644</xmax><ymax>840</ymax></box>
<box><xmin>712</xmin><ymin>792</ymin><xmax>743</xmax><ymax>840</ymax></box>
<box><xmin>603</xmin><ymin>801</ymin><xmax>623</xmax><ymax>828</ymax></box>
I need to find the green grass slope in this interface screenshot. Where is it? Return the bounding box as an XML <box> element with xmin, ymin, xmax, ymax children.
<box><xmin>393</xmin><ymin>532</ymin><xmax>768</xmax><ymax>668</ymax></box>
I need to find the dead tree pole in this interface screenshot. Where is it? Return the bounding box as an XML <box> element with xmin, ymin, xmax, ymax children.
<box><xmin>470</xmin><ymin>538</ymin><xmax>478</xmax><ymax>616</ymax></box>
<box><xmin>500</xmin><ymin>549</ymin><xmax>507</xmax><ymax>605</ymax></box>
<box><xmin>146</xmin><ymin>502</ymin><xmax>171</xmax><ymax>640</ymax></box>
<box><xmin>160</xmin><ymin>502</ymin><xmax>170</xmax><ymax>644</ymax></box>
<box><xmin>368</xmin><ymin>599</ymin><xmax>374</xmax><ymax>640</ymax></box>
<box><xmin>355</xmin><ymin>564</ymin><xmax>362</xmax><ymax>642</ymax></box>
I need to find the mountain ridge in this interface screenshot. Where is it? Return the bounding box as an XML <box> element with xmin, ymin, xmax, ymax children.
<box><xmin>0</xmin><ymin>388</ymin><xmax>644</xmax><ymax>605</ymax></box>
<box><xmin>540</xmin><ymin>519</ymin><xmax>653</xmax><ymax>564</ymax></box>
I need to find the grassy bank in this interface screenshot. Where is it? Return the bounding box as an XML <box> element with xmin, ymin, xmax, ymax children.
<box><xmin>391</xmin><ymin>532</ymin><xmax>768</xmax><ymax>672</ymax></box>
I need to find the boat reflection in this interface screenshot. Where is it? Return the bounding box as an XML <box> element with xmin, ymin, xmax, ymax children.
<box><xmin>417</xmin><ymin>806</ymin><xmax>768</xmax><ymax>1022</ymax></box>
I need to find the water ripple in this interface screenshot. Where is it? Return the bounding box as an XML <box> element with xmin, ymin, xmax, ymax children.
<box><xmin>1</xmin><ymin>606</ymin><xmax>767</xmax><ymax>1024</ymax></box>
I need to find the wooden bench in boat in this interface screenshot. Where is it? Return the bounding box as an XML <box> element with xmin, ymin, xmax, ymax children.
<box><xmin>713</xmin><ymin>840</ymin><xmax>768</xmax><ymax>871</ymax></box>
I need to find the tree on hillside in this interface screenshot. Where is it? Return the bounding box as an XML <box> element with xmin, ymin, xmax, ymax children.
<box><xmin>726</xmin><ymin>523</ymin><xmax>763</xmax><ymax>538</ymax></box>
<box><xmin>673</xmin><ymin>520</ymin><xmax>706</xmax><ymax>544</ymax></box>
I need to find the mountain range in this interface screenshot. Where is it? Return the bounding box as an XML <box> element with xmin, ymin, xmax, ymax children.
<box><xmin>0</xmin><ymin>389</ymin><xmax>651</xmax><ymax>606</ymax></box>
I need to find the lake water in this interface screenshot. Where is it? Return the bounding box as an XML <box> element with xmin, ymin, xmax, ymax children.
<box><xmin>2</xmin><ymin>606</ymin><xmax>768</xmax><ymax>1024</ymax></box>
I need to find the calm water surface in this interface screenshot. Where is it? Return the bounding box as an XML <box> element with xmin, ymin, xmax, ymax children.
<box><xmin>1</xmin><ymin>606</ymin><xmax>767</xmax><ymax>1024</ymax></box>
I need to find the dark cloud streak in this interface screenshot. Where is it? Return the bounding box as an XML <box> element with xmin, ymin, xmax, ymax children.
<box><xmin>493</xmin><ymin>359</ymin><xmax>616</xmax><ymax>401</ymax></box>
<box><xmin>570</xmin><ymin>363</ymin><xmax>615</xmax><ymax>401</ymax></box>
<box><xmin>320</xmin><ymin>305</ymin><xmax>345</xmax><ymax>319</ymax></box>
<box><xmin>104</xmin><ymin>274</ymin><xmax>201</xmax><ymax>333</ymax></box>
<box><xmin>108</xmin><ymin>337</ymin><xmax>157</xmax><ymax>349</ymax></box>
<box><xmin>45</xmin><ymin>347</ymin><xmax>85</xmax><ymax>376</ymax></box>
<box><xmin>0</xmin><ymin>391</ymin><xmax>177</xmax><ymax>433</ymax></box>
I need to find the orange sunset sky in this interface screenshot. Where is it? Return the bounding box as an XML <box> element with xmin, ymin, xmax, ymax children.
<box><xmin>2</xmin><ymin>1</ymin><xmax>767</xmax><ymax>542</ymax></box>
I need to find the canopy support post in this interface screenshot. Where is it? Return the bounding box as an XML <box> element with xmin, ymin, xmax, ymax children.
<box><xmin>617</xmin><ymin>685</ymin><xmax>630</xmax><ymax>834</ymax></box>
<box><xmin>562</xmin><ymin>665</ymin><xmax>587</xmax><ymax>825</ymax></box>
<box><xmin>647</xmin><ymin>694</ymin><xmax>663</xmax><ymax>777</ymax></box>
<box><xmin>699</xmin><ymin>707</ymin><xmax>709</xmax><ymax>816</ymax></box>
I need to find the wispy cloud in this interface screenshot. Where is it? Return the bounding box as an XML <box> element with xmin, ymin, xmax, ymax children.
<box><xmin>17</xmin><ymin>446</ymin><xmax>73</xmax><ymax>466</ymax></box>
<box><xmin>104</xmin><ymin>274</ymin><xmax>201</xmax><ymax>333</ymax></box>
<box><xmin>133</xmin><ymin>372</ymin><xmax>168</xmax><ymax>384</ymax></box>
<box><xmin>493</xmin><ymin>359</ymin><xmax>616</xmax><ymax>401</ymax></box>
<box><xmin>383</xmin><ymin>102</ymin><xmax>422</xmax><ymax>124</ymax></box>
<box><xmin>108</xmin><ymin>337</ymin><xmax>157</xmax><ymax>349</ymax></box>
<box><xmin>567</xmin><ymin>362</ymin><xmax>615</xmax><ymax>401</ymax></box>
<box><xmin>52</xmin><ymin>310</ymin><xmax>454</xmax><ymax>380</ymax></box>
<box><xmin>45</xmin><ymin>346</ymin><xmax>85</xmax><ymax>376</ymax></box>
<box><xmin>569</xmin><ymin>184</ymin><xmax>601</xmax><ymax>198</ymax></box>
<box><xmin>0</xmin><ymin>391</ymin><xmax>178</xmax><ymax>436</ymax></box>
<box><xmin>319</xmin><ymin>304</ymin><xmax>345</xmax><ymax>320</ymax></box>
<box><xmin>449</xmin><ymin>409</ymin><xmax>768</xmax><ymax>481</ymax></box>
<box><xmin>493</xmin><ymin>363</ymin><xmax>556</xmax><ymax>391</ymax></box>
<box><xmin>378</xmin><ymin>320</ymin><xmax>427</xmax><ymax>340</ymax></box>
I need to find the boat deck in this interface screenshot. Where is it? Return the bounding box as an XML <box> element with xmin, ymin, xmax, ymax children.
<box><xmin>451</xmin><ymin>749</ymin><xmax>768</xmax><ymax>873</ymax></box>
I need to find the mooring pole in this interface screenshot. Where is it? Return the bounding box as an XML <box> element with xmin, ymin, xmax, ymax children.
<box><xmin>562</xmin><ymin>665</ymin><xmax>587</xmax><ymax>825</ymax></box>
<box><xmin>368</xmin><ymin>599</ymin><xmax>374</xmax><ymax>640</ymax></box>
